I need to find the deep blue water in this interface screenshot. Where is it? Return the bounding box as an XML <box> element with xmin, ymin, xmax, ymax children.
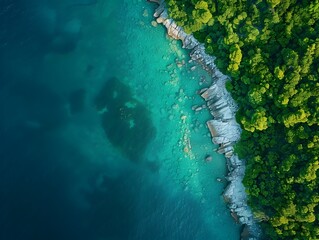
<box><xmin>0</xmin><ymin>0</ymin><xmax>240</xmax><ymax>239</ymax></box>
<box><xmin>0</xmin><ymin>77</ymin><xmax>213</xmax><ymax>240</ymax></box>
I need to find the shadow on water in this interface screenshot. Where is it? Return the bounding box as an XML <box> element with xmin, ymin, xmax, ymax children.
<box><xmin>94</xmin><ymin>77</ymin><xmax>156</xmax><ymax>162</ymax></box>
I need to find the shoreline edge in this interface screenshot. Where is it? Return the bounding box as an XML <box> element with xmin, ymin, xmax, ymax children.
<box><xmin>148</xmin><ymin>0</ymin><xmax>262</xmax><ymax>239</ymax></box>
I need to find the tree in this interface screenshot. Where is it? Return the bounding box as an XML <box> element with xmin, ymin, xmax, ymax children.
<box><xmin>282</xmin><ymin>109</ymin><xmax>309</xmax><ymax>128</ymax></box>
<box><xmin>167</xmin><ymin>0</ymin><xmax>319</xmax><ymax>238</ymax></box>
<box><xmin>267</xmin><ymin>0</ymin><xmax>281</xmax><ymax>8</ymax></box>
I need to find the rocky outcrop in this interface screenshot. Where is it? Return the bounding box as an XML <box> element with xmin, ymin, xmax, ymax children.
<box><xmin>151</xmin><ymin>0</ymin><xmax>261</xmax><ymax>239</ymax></box>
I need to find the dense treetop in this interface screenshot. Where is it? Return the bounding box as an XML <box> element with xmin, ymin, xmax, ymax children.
<box><xmin>166</xmin><ymin>0</ymin><xmax>319</xmax><ymax>239</ymax></box>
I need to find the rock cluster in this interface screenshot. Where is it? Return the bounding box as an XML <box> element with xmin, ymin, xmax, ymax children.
<box><xmin>151</xmin><ymin>0</ymin><xmax>261</xmax><ymax>239</ymax></box>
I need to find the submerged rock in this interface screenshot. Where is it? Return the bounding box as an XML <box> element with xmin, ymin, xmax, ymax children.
<box><xmin>94</xmin><ymin>77</ymin><xmax>156</xmax><ymax>162</ymax></box>
<box><xmin>205</xmin><ymin>155</ymin><xmax>212</xmax><ymax>162</ymax></box>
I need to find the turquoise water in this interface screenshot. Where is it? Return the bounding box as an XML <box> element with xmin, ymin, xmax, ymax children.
<box><xmin>0</xmin><ymin>0</ymin><xmax>240</xmax><ymax>239</ymax></box>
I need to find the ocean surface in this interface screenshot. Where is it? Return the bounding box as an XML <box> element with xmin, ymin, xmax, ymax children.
<box><xmin>0</xmin><ymin>0</ymin><xmax>240</xmax><ymax>239</ymax></box>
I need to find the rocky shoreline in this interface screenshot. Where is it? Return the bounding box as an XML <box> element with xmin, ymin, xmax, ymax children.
<box><xmin>149</xmin><ymin>0</ymin><xmax>261</xmax><ymax>239</ymax></box>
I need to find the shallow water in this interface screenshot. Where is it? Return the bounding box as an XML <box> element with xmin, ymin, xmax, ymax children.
<box><xmin>0</xmin><ymin>0</ymin><xmax>240</xmax><ymax>239</ymax></box>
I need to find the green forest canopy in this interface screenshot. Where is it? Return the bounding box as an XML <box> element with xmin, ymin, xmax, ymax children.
<box><xmin>166</xmin><ymin>0</ymin><xmax>319</xmax><ymax>239</ymax></box>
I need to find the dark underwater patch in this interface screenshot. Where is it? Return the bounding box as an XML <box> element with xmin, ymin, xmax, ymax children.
<box><xmin>69</xmin><ymin>88</ymin><xmax>86</xmax><ymax>114</ymax></box>
<box><xmin>0</xmin><ymin>80</ymin><xmax>68</xmax><ymax>139</ymax></box>
<box><xmin>94</xmin><ymin>77</ymin><xmax>156</xmax><ymax>162</ymax></box>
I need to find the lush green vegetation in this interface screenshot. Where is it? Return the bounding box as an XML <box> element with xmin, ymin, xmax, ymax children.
<box><xmin>166</xmin><ymin>0</ymin><xmax>319</xmax><ymax>239</ymax></box>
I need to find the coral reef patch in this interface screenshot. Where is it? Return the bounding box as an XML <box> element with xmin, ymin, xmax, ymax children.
<box><xmin>94</xmin><ymin>77</ymin><xmax>156</xmax><ymax>162</ymax></box>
